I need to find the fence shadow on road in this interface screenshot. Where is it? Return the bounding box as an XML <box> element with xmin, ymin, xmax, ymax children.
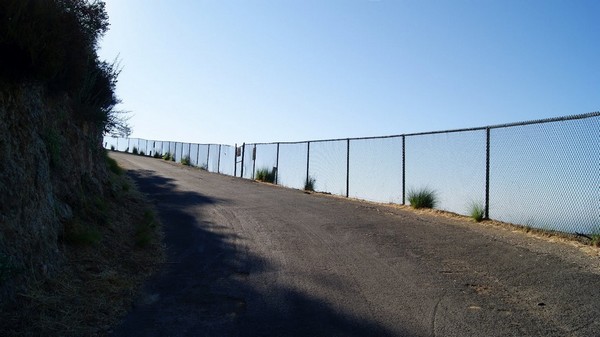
<box><xmin>111</xmin><ymin>168</ymin><xmax>403</xmax><ymax>337</ymax></box>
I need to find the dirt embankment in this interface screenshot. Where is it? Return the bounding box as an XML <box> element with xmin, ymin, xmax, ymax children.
<box><xmin>0</xmin><ymin>86</ymin><xmax>164</xmax><ymax>336</ymax></box>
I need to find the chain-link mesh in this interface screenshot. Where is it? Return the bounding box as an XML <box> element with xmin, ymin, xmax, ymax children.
<box><xmin>490</xmin><ymin>116</ymin><xmax>599</xmax><ymax>234</ymax></box>
<box><xmin>207</xmin><ymin>144</ymin><xmax>220</xmax><ymax>173</ymax></box>
<box><xmin>102</xmin><ymin>113</ymin><xmax>599</xmax><ymax>235</ymax></box>
<box><xmin>219</xmin><ymin>145</ymin><xmax>235</xmax><ymax>175</ymax></box>
<box><xmin>197</xmin><ymin>144</ymin><xmax>209</xmax><ymax>169</ymax></box>
<box><xmin>278</xmin><ymin>143</ymin><xmax>308</xmax><ymax>190</ymax></box>
<box><xmin>405</xmin><ymin>130</ymin><xmax>486</xmax><ymax>215</ymax></box>
<box><xmin>241</xmin><ymin>144</ymin><xmax>255</xmax><ymax>179</ymax></box>
<box><xmin>189</xmin><ymin>143</ymin><xmax>199</xmax><ymax>164</ymax></box>
<box><xmin>349</xmin><ymin>137</ymin><xmax>403</xmax><ymax>203</ymax></box>
<box><xmin>255</xmin><ymin>144</ymin><xmax>278</xmax><ymax>177</ymax></box>
<box><xmin>309</xmin><ymin>140</ymin><xmax>347</xmax><ymax>196</ymax></box>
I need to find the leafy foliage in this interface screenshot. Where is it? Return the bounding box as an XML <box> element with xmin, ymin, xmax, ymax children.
<box><xmin>181</xmin><ymin>155</ymin><xmax>191</xmax><ymax>166</ymax></box>
<box><xmin>0</xmin><ymin>0</ymin><xmax>128</xmax><ymax>134</ymax></box>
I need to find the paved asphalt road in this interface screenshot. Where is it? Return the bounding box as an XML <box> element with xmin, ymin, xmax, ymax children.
<box><xmin>109</xmin><ymin>152</ymin><xmax>600</xmax><ymax>337</ymax></box>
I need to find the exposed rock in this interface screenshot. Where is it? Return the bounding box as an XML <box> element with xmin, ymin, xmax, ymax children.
<box><xmin>0</xmin><ymin>84</ymin><xmax>107</xmax><ymax>301</ymax></box>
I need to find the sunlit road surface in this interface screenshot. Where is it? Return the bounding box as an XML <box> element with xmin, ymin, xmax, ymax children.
<box><xmin>110</xmin><ymin>152</ymin><xmax>600</xmax><ymax>337</ymax></box>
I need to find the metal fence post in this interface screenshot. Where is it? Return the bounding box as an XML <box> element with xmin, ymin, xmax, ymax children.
<box><xmin>252</xmin><ymin>144</ymin><xmax>257</xmax><ymax>180</ymax></box>
<box><xmin>206</xmin><ymin>145</ymin><xmax>210</xmax><ymax>171</ymax></box>
<box><xmin>485</xmin><ymin>128</ymin><xmax>490</xmax><ymax>219</ymax></box>
<box><xmin>346</xmin><ymin>139</ymin><xmax>350</xmax><ymax>197</ymax></box>
<box><xmin>275</xmin><ymin>143</ymin><xmax>280</xmax><ymax>185</ymax></box>
<box><xmin>306</xmin><ymin>141</ymin><xmax>311</xmax><ymax>188</ymax></box>
<box><xmin>234</xmin><ymin>144</ymin><xmax>237</xmax><ymax>177</ymax></box>
<box><xmin>240</xmin><ymin>143</ymin><xmax>245</xmax><ymax>178</ymax></box>
<box><xmin>402</xmin><ymin>135</ymin><xmax>406</xmax><ymax>205</ymax></box>
<box><xmin>196</xmin><ymin>143</ymin><xmax>200</xmax><ymax>166</ymax></box>
<box><xmin>217</xmin><ymin>144</ymin><xmax>222</xmax><ymax>173</ymax></box>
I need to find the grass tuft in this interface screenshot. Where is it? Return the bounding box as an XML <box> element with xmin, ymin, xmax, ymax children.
<box><xmin>181</xmin><ymin>155</ymin><xmax>191</xmax><ymax>166</ymax></box>
<box><xmin>162</xmin><ymin>152</ymin><xmax>172</xmax><ymax>161</ymax></box>
<box><xmin>304</xmin><ymin>176</ymin><xmax>316</xmax><ymax>191</ymax></box>
<box><xmin>132</xmin><ymin>147</ymin><xmax>138</xmax><ymax>155</ymax></box>
<box><xmin>135</xmin><ymin>210</ymin><xmax>159</xmax><ymax>247</ymax></box>
<box><xmin>106</xmin><ymin>156</ymin><xmax>123</xmax><ymax>176</ymax></box>
<box><xmin>64</xmin><ymin>220</ymin><xmax>102</xmax><ymax>246</ymax></box>
<box><xmin>153</xmin><ymin>152</ymin><xmax>161</xmax><ymax>158</ymax></box>
<box><xmin>255</xmin><ymin>167</ymin><xmax>276</xmax><ymax>183</ymax></box>
<box><xmin>591</xmin><ymin>234</ymin><xmax>600</xmax><ymax>247</ymax></box>
<box><xmin>110</xmin><ymin>145</ymin><xmax>115</xmax><ymax>151</ymax></box>
<box><xmin>407</xmin><ymin>187</ymin><xmax>437</xmax><ymax>209</ymax></box>
<box><xmin>469</xmin><ymin>202</ymin><xmax>485</xmax><ymax>222</ymax></box>
<box><xmin>139</xmin><ymin>150</ymin><xmax>145</xmax><ymax>156</ymax></box>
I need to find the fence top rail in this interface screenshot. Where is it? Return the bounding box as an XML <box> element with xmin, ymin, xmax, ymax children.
<box><xmin>244</xmin><ymin>111</ymin><xmax>600</xmax><ymax>146</ymax></box>
<box><xmin>107</xmin><ymin>111</ymin><xmax>599</xmax><ymax>148</ymax></box>
<box><xmin>105</xmin><ymin>137</ymin><xmax>233</xmax><ymax>148</ymax></box>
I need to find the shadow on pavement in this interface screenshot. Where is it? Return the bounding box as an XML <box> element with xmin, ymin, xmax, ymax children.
<box><xmin>111</xmin><ymin>169</ymin><xmax>402</xmax><ymax>337</ymax></box>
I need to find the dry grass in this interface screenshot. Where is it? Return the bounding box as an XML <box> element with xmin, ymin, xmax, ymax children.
<box><xmin>0</xmin><ymin>169</ymin><xmax>164</xmax><ymax>337</ymax></box>
<box><xmin>305</xmin><ymin>191</ymin><xmax>600</xmax><ymax>253</ymax></box>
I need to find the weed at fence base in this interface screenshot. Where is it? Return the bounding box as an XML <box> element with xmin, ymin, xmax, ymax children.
<box><xmin>304</xmin><ymin>176</ymin><xmax>316</xmax><ymax>191</ymax></box>
<box><xmin>255</xmin><ymin>167</ymin><xmax>276</xmax><ymax>183</ymax></box>
<box><xmin>469</xmin><ymin>202</ymin><xmax>485</xmax><ymax>222</ymax></box>
<box><xmin>407</xmin><ymin>187</ymin><xmax>437</xmax><ymax>209</ymax></box>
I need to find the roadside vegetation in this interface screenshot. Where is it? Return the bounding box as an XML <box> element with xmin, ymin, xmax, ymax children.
<box><xmin>590</xmin><ymin>234</ymin><xmax>600</xmax><ymax>247</ymax></box>
<box><xmin>0</xmin><ymin>1</ymin><xmax>165</xmax><ymax>334</ymax></box>
<box><xmin>407</xmin><ymin>187</ymin><xmax>437</xmax><ymax>209</ymax></box>
<box><xmin>304</xmin><ymin>176</ymin><xmax>316</xmax><ymax>191</ymax></box>
<box><xmin>0</xmin><ymin>154</ymin><xmax>164</xmax><ymax>337</ymax></box>
<box><xmin>255</xmin><ymin>167</ymin><xmax>276</xmax><ymax>183</ymax></box>
<box><xmin>469</xmin><ymin>201</ymin><xmax>485</xmax><ymax>222</ymax></box>
<box><xmin>181</xmin><ymin>155</ymin><xmax>191</xmax><ymax>166</ymax></box>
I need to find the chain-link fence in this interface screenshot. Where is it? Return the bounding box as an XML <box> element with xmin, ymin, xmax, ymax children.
<box><xmin>103</xmin><ymin>112</ymin><xmax>599</xmax><ymax>235</ymax></box>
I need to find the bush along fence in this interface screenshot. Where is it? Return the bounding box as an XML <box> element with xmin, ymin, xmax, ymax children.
<box><xmin>104</xmin><ymin>112</ymin><xmax>600</xmax><ymax>235</ymax></box>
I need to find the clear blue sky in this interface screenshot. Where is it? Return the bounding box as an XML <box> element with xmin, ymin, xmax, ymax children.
<box><xmin>99</xmin><ymin>0</ymin><xmax>599</xmax><ymax>145</ymax></box>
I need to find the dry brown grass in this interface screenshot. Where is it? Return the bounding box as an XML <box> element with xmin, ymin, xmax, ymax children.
<box><xmin>0</xmin><ymin>171</ymin><xmax>164</xmax><ymax>337</ymax></box>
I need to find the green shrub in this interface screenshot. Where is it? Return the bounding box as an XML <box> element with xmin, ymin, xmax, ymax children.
<box><xmin>110</xmin><ymin>145</ymin><xmax>115</xmax><ymax>151</ymax></box>
<box><xmin>255</xmin><ymin>167</ymin><xmax>276</xmax><ymax>183</ymax></box>
<box><xmin>304</xmin><ymin>176</ymin><xmax>315</xmax><ymax>191</ymax></box>
<box><xmin>407</xmin><ymin>187</ymin><xmax>437</xmax><ymax>209</ymax></box>
<box><xmin>162</xmin><ymin>152</ymin><xmax>172</xmax><ymax>161</ymax></box>
<box><xmin>132</xmin><ymin>147</ymin><xmax>138</xmax><ymax>155</ymax></box>
<box><xmin>139</xmin><ymin>150</ymin><xmax>145</xmax><ymax>156</ymax></box>
<box><xmin>469</xmin><ymin>202</ymin><xmax>485</xmax><ymax>222</ymax></box>
<box><xmin>181</xmin><ymin>155</ymin><xmax>191</xmax><ymax>166</ymax></box>
<box><xmin>153</xmin><ymin>152</ymin><xmax>161</xmax><ymax>158</ymax></box>
<box><xmin>0</xmin><ymin>0</ymin><xmax>129</xmax><ymax>134</ymax></box>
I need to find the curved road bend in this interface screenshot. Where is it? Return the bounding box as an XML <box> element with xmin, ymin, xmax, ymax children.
<box><xmin>109</xmin><ymin>152</ymin><xmax>600</xmax><ymax>337</ymax></box>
